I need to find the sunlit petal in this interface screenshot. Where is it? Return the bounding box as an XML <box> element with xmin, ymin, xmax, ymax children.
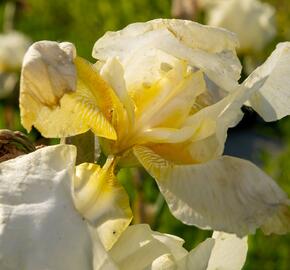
<box><xmin>93</xmin><ymin>19</ymin><xmax>241</xmax><ymax>92</ymax></box>
<box><xmin>244</xmin><ymin>42</ymin><xmax>290</xmax><ymax>121</ymax></box>
<box><xmin>0</xmin><ymin>145</ymin><xmax>96</xmax><ymax>270</ymax></box>
<box><xmin>20</xmin><ymin>43</ymin><xmax>117</xmax><ymax>139</ymax></box>
<box><xmin>134</xmin><ymin>146</ymin><xmax>290</xmax><ymax>236</ymax></box>
<box><xmin>100</xmin><ymin>57</ymin><xmax>135</xmax><ymax>126</ymax></box>
<box><xmin>75</xmin><ymin>57</ymin><xmax>129</xmax><ymax>139</ymax></box>
<box><xmin>145</xmin><ymin>85</ymin><xmax>247</xmax><ymax>164</ymax></box>
<box><xmin>25</xmin><ymin>80</ymin><xmax>117</xmax><ymax>139</ymax></box>
<box><xmin>206</xmin><ymin>232</ymin><xmax>247</xmax><ymax>270</ymax></box>
<box><xmin>74</xmin><ymin>156</ymin><xmax>133</xmax><ymax>250</ymax></box>
<box><xmin>20</xmin><ymin>41</ymin><xmax>76</xmax><ymax>107</ymax></box>
<box><xmin>132</xmin><ymin>64</ymin><xmax>205</xmax><ymax>136</ymax></box>
<box><xmin>108</xmin><ymin>224</ymin><xmax>187</xmax><ymax>270</ymax></box>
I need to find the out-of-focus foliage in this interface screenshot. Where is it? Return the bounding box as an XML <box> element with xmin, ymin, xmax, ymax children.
<box><xmin>0</xmin><ymin>0</ymin><xmax>290</xmax><ymax>269</ymax></box>
<box><xmin>11</xmin><ymin>0</ymin><xmax>171</xmax><ymax>59</ymax></box>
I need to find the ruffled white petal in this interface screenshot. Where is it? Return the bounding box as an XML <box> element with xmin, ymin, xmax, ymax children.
<box><xmin>0</xmin><ymin>145</ymin><xmax>98</xmax><ymax>270</ymax></box>
<box><xmin>93</xmin><ymin>19</ymin><xmax>239</xmax><ymax>58</ymax></box>
<box><xmin>244</xmin><ymin>42</ymin><xmax>290</xmax><ymax>121</ymax></box>
<box><xmin>93</xmin><ymin>19</ymin><xmax>241</xmax><ymax>92</ymax></box>
<box><xmin>134</xmin><ymin>146</ymin><xmax>290</xmax><ymax>237</ymax></box>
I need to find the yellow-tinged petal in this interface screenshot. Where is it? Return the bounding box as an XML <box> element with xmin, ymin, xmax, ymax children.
<box><xmin>134</xmin><ymin>145</ymin><xmax>290</xmax><ymax>237</ymax></box>
<box><xmin>144</xmin><ymin>68</ymin><xmax>205</xmax><ymax>129</ymax></box>
<box><xmin>105</xmin><ymin>225</ymin><xmax>248</xmax><ymax>270</ymax></box>
<box><xmin>73</xmin><ymin>156</ymin><xmax>132</xmax><ymax>250</ymax></box>
<box><xmin>147</xmin><ymin>142</ymin><xmax>198</xmax><ymax>164</ymax></box>
<box><xmin>22</xmin><ymin>80</ymin><xmax>117</xmax><ymax>139</ymax></box>
<box><xmin>20</xmin><ymin>41</ymin><xmax>77</xmax><ymax>108</ymax></box>
<box><xmin>100</xmin><ymin>57</ymin><xmax>135</xmax><ymax>126</ymax></box>
<box><xmin>140</xmin><ymin>126</ymin><xmax>198</xmax><ymax>144</ymax></box>
<box><xmin>133</xmin><ymin>85</ymin><xmax>248</xmax><ymax>165</ymax></box>
<box><xmin>123</xmin><ymin>63</ymin><xmax>205</xmax><ymax>145</ymax></box>
<box><xmin>20</xmin><ymin>42</ymin><xmax>118</xmax><ymax>140</ymax></box>
<box><xmin>75</xmin><ymin>57</ymin><xmax>129</xmax><ymax>139</ymax></box>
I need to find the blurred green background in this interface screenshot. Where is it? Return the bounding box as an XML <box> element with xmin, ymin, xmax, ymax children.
<box><xmin>0</xmin><ymin>0</ymin><xmax>289</xmax><ymax>269</ymax></box>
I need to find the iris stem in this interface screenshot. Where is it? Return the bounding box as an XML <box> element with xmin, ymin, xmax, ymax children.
<box><xmin>132</xmin><ymin>167</ymin><xmax>146</xmax><ymax>224</ymax></box>
<box><xmin>64</xmin><ymin>130</ymin><xmax>95</xmax><ymax>164</ymax></box>
<box><xmin>152</xmin><ymin>193</ymin><xmax>165</xmax><ymax>230</ymax></box>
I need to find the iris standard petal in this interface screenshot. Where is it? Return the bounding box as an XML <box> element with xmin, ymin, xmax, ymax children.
<box><xmin>93</xmin><ymin>19</ymin><xmax>241</xmax><ymax>92</ymax></box>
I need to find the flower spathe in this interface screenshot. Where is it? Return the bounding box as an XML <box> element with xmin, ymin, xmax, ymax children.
<box><xmin>0</xmin><ymin>145</ymin><xmax>248</xmax><ymax>270</ymax></box>
<box><xmin>19</xmin><ymin>19</ymin><xmax>290</xmax><ymax>237</ymax></box>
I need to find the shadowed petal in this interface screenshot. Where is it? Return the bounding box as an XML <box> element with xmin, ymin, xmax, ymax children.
<box><xmin>244</xmin><ymin>42</ymin><xmax>290</xmax><ymax>121</ymax></box>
